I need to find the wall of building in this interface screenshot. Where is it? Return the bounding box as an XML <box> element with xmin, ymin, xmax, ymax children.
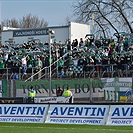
<box><xmin>1</xmin><ymin>27</ymin><xmax>69</xmax><ymax>44</ymax></box>
<box><xmin>1</xmin><ymin>31</ymin><xmax>13</xmax><ymax>44</ymax></box>
<box><xmin>51</xmin><ymin>27</ymin><xmax>69</xmax><ymax>43</ymax></box>
<box><xmin>70</xmin><ymin>22</ymin><xmax>90</xmax><ymax>42</ymax></box>
<box><xmin>1</xmin><ymin>22</ymin><xmax>90</xmax><ymax>44</ymax></box>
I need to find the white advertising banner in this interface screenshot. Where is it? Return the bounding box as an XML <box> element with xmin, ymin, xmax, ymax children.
<box><xmin>107</xmin><ymin>105</ymin><xmax>133</xmax><ymax>126</ymax></box>
<box><xmin>102</xmin><ymin>78</ymin><xmax>132</xmax><ymax>101</ymax></box>
<box><xmin>34</xmin><ymin>97</ymin><xmax>70</xmax><ymax>103</ymax></box>
<box><xmin>0</xmin><ymin>104</ymin><xmax>48</xmax><ymax>123</ymax></box>
<box><xmin>102</xmin><ymin>78</ymin><xmax>132</xmax><ymax>91</ymax></box>
<box><xmin>45</xmin><ymin>104</ymin><xmax>109</xmax><ymax>125</ymax></box>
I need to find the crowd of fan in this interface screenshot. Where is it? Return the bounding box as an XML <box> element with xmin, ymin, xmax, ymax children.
<box><xmin>0</xmin><ymin>34</ymin><xmax>133</xmax><ymax>79</ymax></box>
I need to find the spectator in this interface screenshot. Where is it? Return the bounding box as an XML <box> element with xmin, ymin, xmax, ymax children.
<box><xmin>27</xmin><ymin>55</ymin><xmax>35</xmax><ymax>68</ymax></box>
<box><xmin>35</xmin><ymin>55</ymin><xmax>43</xmax><ymax>79</ymax></box>
<box><xmin>79</xmin><ymin>38</ymin><xmax>85</xmax><ymax>49</ymax></box>
<box><xmin>21</xmin><ymin>55</ymin><xmax>28</xmax><ymax>75</ymax></box>
<box><xmin>59</xmin><ymin>45</ymin><xmax>64</xmax><ymax>57</ymax></box>
<box><xmin>95</xmin><ymin>38</ymin><xmax>101</xmax><ymax>48</ymax></box>
<box><xmin>65</xmin><ymin>68</ymin><xmax>69</xmax><ymax>77</ymax></box>
<box><xmin>96</xmin><ymin>59</ymin><xmax>102</xmax><ymax>72</ymax></box>
<box><xmin>0</xmin><ymin>59</ymin><xmax>6</xmax><ymax>74</ymax></box>
<box><xmin>73</xmin><ymin>56</ymin><xmax>78</xmax><ymax>67</ymax></box>
<box><xmin>58</xmin><ymin>56</ymin><xmax>64</xmax><ymax>75</ymax></box>
<box><xmin>115</xmin><ymin>59</ymin><xmax>123</xmax><ymax>77</ymax></box>
<box><xmin>66</xmin><ymin>39</ymin><xmax>71</xmax><ymax>51</ymax></box>
<box><xmin>72</xmin><ymin>39</ymin><xmax>78</xmax><ymax>49</ymax></box>
<box><xmin>56</xmin><ymin>86</ymin><xmax>63</xmax><ymax>97</ymax></box>
<box><xmin>59</xmin><ymin>69</ymin><xmax>65</xmax><ymax>78</ymax></box>
<box><xmin>87</xmin><ymin>56</ymin><xmax>95</xmax><ymax>72</ymax></box>
<box><xmin>88</xmin><ymin>36</ymin><xmax>94</xmax><ymax>46</ymax></box>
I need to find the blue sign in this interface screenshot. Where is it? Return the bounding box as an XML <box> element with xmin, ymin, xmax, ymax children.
<box><xmin>13</xmin><ymin>28</ymin><xmax>49</xmax><ymax>37</ymax></box>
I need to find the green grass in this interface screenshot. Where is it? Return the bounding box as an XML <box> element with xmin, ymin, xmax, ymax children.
<box><xmin>0</xmin><ymin>123</ymin><xmax>133</xmax><ymax>133</ymax></box>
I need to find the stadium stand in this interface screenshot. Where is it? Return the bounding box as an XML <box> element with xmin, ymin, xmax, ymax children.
<box><xmin>0</xmin><ymin>33</ymin><xmax>133</xmax><ymax>81</ymax></box>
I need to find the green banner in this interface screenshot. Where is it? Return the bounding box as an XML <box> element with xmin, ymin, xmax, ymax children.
<box><xmin>16</xmin><ymin>79</ymin><xmax>105</xmax><ymax>97</ymax></box>
<box><xmin>16</xmin><ymin>79</ymin><xmax>104</xmax><ymax>90</ymax></box>
<box><xmin>15</xmin><ymin>78</ymin><xmax>132</xmax><ymax>101</ymax></box>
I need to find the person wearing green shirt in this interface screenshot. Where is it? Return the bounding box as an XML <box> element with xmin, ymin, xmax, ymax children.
<box><xmin>58</xmin><ymin>57</ymin><xmax>64</xmax><ymax>75</ymax></box>
<box><xmin>35</xmin><ymin>55</ymin><xmax>42</xmax><ymax>79</ymax></box>
<box><xmin>0</xmin><ymin>60</ymin><xmax>5</xmax><ymax>75</ymax></box>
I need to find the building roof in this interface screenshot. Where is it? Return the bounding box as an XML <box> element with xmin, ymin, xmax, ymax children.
<box><xmin>1</xmin><ymin>25</ymin><xmax>70</xmax><ymax>33</ymax></box>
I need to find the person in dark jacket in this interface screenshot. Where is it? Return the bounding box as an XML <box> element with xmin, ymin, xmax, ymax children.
<box><xmin>56</xmin><ymin>86</ymin><xmax>63</xmax><ymax>97</ymax></box>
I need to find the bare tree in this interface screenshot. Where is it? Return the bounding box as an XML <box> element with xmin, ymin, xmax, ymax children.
<box><xmin>73</xmin><ymin>0</ymin><xmax>133</xmax><ymax>38</ymax></box>
<box><xmin>0</xmin><ymin>24</ymin><xmax>1</xmax><ymax>31</ymax></box>
<box><xmin>65</xmin><ymin>15</ymin><xmax>71</xmax><ymax>25</ymax></box>
<box><xmin>1</xmin><ymin>13</ymin><xmax>48</xmax><ymax>28</ymax></box>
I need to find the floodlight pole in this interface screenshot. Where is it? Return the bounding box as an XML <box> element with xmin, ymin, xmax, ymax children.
<box><xmin>90</xmin><ymin>77</ymin><xmax>93</xmax><ymax>103</ymax></box>
<box><xmin>48</xmin><ymin>29</ymin><xmax>55</xmax><ymax>96</ymax></box>
<box><xmin>49</xmin><ymin>31</ymin><xmax>51</xmax><ymax>96</ymax></box>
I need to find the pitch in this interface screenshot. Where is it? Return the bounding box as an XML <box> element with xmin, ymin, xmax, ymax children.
<box><xmin>0</xmin><ymin>122</ymin><xmax>133</xmax><ymax>133</ymax></box>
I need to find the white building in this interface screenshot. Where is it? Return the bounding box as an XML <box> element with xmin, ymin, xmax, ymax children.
<box><xmin>1</xmin><ymin>22</ymin><xmax>90</xmax><ymax>44</ymax></box>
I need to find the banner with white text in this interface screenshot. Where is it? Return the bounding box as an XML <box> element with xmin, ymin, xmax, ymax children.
<box><xmin>34</xmin><ymin>96</ymin><xmax>70</xmax><ymax>103</ymax></box>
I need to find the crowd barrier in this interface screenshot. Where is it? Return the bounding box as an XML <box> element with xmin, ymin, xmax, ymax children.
<box><xmin>0</xmin><ymin>97</ymin><xmax>71</xmax><ymax>104</ymax></box>
<box><xmin>0</xmin><ymin>97</ymin><xmax>24</xmax><ymax>103</ymax></box>
<box><xmin>0</xmin><ymin>103</ymin><xmax>132</xmax><ymax>126</ymax></box>
<box><xmin>0</xmin><ymin>63</ymin><xmax>133</xmax><ymax>80</ymax></box>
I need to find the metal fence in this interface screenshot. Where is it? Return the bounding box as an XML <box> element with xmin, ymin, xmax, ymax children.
<box><xmin>0</xmin><ymin>64</ymin><xmax>133</xmax><ymax>81</ymax></box>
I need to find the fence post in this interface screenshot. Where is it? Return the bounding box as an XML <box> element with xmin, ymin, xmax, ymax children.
<box><xmin>10</xmin><ymin>80</ymin><xmax>14</xmax><ymax>97</ymax></box>
<box><xmin>89</xmin><ymin>78</ymin><xmax>93</xmax><ymax>103</ymax></box>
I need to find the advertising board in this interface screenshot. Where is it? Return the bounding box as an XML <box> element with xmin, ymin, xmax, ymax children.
<box><xmin>45</xmin><ymin>104</ymin><xmax>109</xmax><ymax>125</ymax></box>
<box><xmin>106</xmin><ymin>105</ymin><xmax>133</xmax><ymax>126</ymax></box>
<box><xmin>0</xmin><ymin>104</ymin><xmax>48</xmax><ymax>123</ymax></box>
<box><xmin>34</xmin><ymin>96</ymin><xmax>70</xmax><ymax>103</ymax></box>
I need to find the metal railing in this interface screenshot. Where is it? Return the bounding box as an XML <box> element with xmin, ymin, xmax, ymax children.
<box><xmin>0</xmin><ymin>63</ymin><xmax>133</xmax><ymax>81</ymax></box>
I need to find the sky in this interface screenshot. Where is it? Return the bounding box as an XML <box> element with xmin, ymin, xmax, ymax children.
<box><xmin>0</xmin><ymin>0</ymin><xmax>77</xmax><ymax>26</ymax></box>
